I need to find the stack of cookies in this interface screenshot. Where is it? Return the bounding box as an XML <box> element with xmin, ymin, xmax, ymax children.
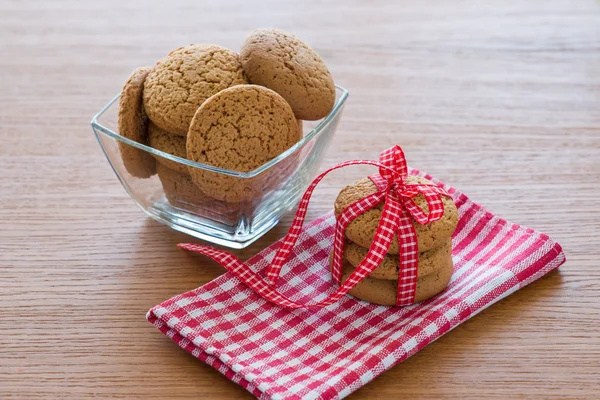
<box><xmin>332</xmin><ymin>176</ymin><xmax>459</xmax><ymax>306</ymax></box>
<box><xmin>116</xmin><ymin>29</ymin><xmax>335</xmax><ymax>211</ymax></box>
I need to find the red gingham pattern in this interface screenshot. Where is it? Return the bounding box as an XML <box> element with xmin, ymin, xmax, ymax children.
<box><xmin>377</xmin><ymin>144</ymin><xmax>408</xmax><ymax>185</ymax></box>
<box><xmin>147</xmin><ymin>168</ymin><xmax>565</xmax><ymax>400</ymax></box>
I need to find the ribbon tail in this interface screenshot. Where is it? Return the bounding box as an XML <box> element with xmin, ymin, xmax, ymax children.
<box><xmin>178</xmin><ymin>243</ymin><xmax>311</xmax><ymax>309</ymax></box>
<box><xmin>330</xmin><ymin>191</ymin><xmax>386</xmax><ymax>285</ymax></box>
<box><xmin>179</xmin><ymin>191</ymin><xmax>400</xmax><ymax>308</ymax></box>
<box><xmin>264</xmin><ymin>159</ymin><xmax>384</xmax><ymax>285</ymax></box>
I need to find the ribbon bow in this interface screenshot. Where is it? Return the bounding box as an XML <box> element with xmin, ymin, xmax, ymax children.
<box><xmin>180</xmin><ymin>145</ymin><xmax>451</xmax><ymax>308</ymax></box>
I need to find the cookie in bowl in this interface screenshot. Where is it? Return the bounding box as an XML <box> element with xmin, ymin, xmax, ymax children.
<box><xmin>117</xmin><ymin>66</ymin><xmax>157</xmax><ymax>179</ymax></box>
<box><xmin>147</xmin><ymin>122</ymin><xmax>189</xmax><ymax>176</ymax></box>
<box><xmin>186</xmin><ymin>84</ymin><xmax>302</xmax><ymax>203</ymax></box>
<box><xmin>240</xmin><ymin>28</ymin><xmax>335</xmax><ymax>120</ymax></box>
<box><xmin>143</xmin><ymin>44</ymin><xmax>248</xmax><ymax>136</ymax></box>
<box><xmin>156</xmin><ymin>164</ymin><xmax>239</xmax><ymax>222</ymax></box>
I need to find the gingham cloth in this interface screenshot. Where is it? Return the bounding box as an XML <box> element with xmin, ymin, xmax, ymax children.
<box><xmin>147</xmin><ymin>169</ymin><xmax>565</xmax><ymax>400</ymax></box>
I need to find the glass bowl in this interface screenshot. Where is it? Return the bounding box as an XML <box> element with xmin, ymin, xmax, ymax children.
<box><xmin>91</xmin><ymin>86</ymin><xmax>348</xmax><ymax>249</ymax></box>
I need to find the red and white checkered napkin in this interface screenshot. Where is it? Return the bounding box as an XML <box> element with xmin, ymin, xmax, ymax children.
<box><xmin>147</xmin><ymin>170</ymin><xmax>565</xmax><ymax>400</ymax></box>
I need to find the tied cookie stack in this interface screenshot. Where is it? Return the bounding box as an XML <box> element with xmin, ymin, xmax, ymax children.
<box><xmin>332</xmin><ymin>176</ymin><xmax>459</xmax><ymax>306</ymax></box>
<box><xmin>173</xmin><ymin>145</ymin><xmax>460</xmax><ymax>309</ymax></box>
<box><xmin>116</xmin><ymin>29</ymin><xmax>335</xmax><ymax>212</ymax></box>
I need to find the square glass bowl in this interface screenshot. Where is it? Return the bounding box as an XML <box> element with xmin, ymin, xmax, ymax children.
<box><xmin>91</xmin><ymin>86</ymin><xmax>348</xmax><ymax>249</ymax></box>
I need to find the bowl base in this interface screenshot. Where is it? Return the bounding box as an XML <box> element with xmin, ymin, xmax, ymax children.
<box><xmin>143</xmin><ymin>200</ymin><xmax>281</xmax><ymax>249</ymax></box>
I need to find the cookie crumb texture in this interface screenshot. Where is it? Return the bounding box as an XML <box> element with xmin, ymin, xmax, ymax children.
<box><xmin>333</xmin><ymin>256</ymin><xmax>454</xmax><ymax>306</ymax></box>
<box><xmin>117</xmin><ymin>66</ymin><xmax>157</xmax><ymax>179</ymax></box>
<box><xmin>187</xmin><ymin>84</ymin><xmax>301</xmax><ymax>203</ymax></box>
<box><xmin>147</xmin><ymin>122</ymin><xmax>189</xmax><ymax>175</ymax></box>
<box><xmin>334</xmin><ymin>176</ymin><xmax>459</xmax><ymax>254</ymax></box>
<box><xmin>344</xmin><ymin>239</ymin><xmax>453</xmax><ymax>281</ymax></box>
<box><xmin>240</xmin><ymin>28</ymin><xmax>335</xmax><ymax>120</ymax></box>
<box><xmin>143</xmin><ymin>44</ymin><xmax>248</xmax><ymax>136</ymax></box>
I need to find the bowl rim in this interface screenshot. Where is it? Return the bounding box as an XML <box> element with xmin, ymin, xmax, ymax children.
<box><xmin>91</xmin><ymin>85</ymin><xmax>348</xmax><ymax>178</ymax></box>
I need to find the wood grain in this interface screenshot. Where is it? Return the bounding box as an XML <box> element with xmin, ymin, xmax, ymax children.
<box><xmin>1</xmin><ymin>0</ymin><xmax>599</xmax><ymax>398</ymax></box>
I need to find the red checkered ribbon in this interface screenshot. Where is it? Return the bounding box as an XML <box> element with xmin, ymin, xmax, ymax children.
<box><xmin>180</xmin><ymin>145</ymin><xmax>451</xmax><ymax>307</ymax></box>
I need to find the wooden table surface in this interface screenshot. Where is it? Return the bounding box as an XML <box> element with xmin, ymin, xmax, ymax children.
<box><xmin>2</xmin><ymin>0</ymin><xmax>599</xmax><ymax>398</ymax></box>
